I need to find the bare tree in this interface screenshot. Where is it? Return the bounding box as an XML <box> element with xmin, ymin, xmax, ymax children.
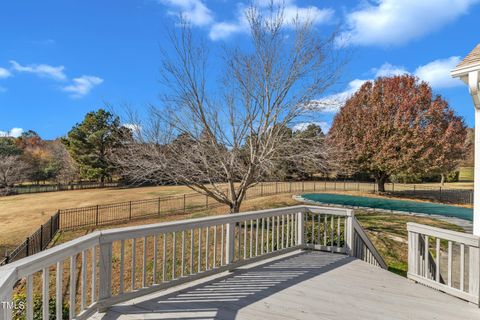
<box><xmin>48</xmin><ymin>140</ymin><xmax>79</xmax><ymax>184</ymax></box>
<box><xmin>115</xmin><ymin>4</ymin><xmax>344</xmax><ymax>212</ymax></box>
<box><xmin>0</xmin><ymin>155</ymin><xmax>28</xmax><ymax>195</ymax></box>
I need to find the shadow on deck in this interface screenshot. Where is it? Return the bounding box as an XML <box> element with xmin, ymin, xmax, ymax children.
<box><xmin>92</xmin><ymin>251</ymin><xmax>480</xmax><ymax>320</ymax></box>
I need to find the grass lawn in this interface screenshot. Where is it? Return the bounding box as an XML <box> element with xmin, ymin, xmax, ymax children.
<box><xmin>1</xmin><ymin>182</ymin><xmax>470</xmax><ymax>261</ymax></box>
<box><xmin>0</xmin><ymin>185</ymin><xmax>196</xmax><ymax>257</ymax></box>
<box><xmin>10</xmin><ymin>192</ymin><xmax>464</xmax><ymax>317</ymax></box>
<box><xmin>54</xmin><ymin>193</ymin><xmax>464</xmax><ymax>278</ymax></box>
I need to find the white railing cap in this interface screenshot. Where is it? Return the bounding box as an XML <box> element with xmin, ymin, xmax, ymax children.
<box><xmin>3</xmin><ymin>232</ymin><xmax>100</xmax><ymax>278</ymax></box>
<box><xmin>0</xmin><ymin>205</ymin><xmax>352</xmax><ymax>291</ymax></box>
<box><xmin>407</xmin><ymin>222</ymin><xmax>480</xmax><ymax>247</ymax></box>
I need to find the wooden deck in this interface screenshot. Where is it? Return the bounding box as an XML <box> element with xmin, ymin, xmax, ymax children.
<box><xmin>91</xmin><ymin>251</ymin><xmax>480</xmax><ymax>320</ymax></box>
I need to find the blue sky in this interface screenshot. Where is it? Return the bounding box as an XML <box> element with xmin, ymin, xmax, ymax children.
<box><xmin>0</xmin><ymin>0</ymin><xmax>479</xmax><ymax>139</ymax></box>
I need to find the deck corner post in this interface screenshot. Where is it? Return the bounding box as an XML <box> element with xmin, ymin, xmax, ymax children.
<box><xmin>98</xmin><ymin>240</ymin><xmax>113</xmax><ymax>309</ymax></box>
<box><xmin>297</xmin><ymin>211</ymin><xmax>304</xmax><ymax>247</ymax></box>
<box><xmin>407</xmin><ymin>229</ymin><xmax>414</xmax><ymax>276</ymax></box>
<box><xmin>226</xmin><ymin>223</ymin><xmax>235</xmax><ymax>265</ymax></box>
<box><xmin>468</xmin><ymin>239</ymin><xmax>480</xmax><ymax>305</ymax></box>
<box><xmin>345</xmin><ymin>210</ymin><xmax>354</xmax><ymax>256</ymax></box>
<box><xmin>408</xmin><ymin>230</ymin><xmax>419</xmax><ymax>277</ymax></box>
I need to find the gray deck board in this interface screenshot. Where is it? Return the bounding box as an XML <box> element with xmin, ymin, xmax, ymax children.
<box><xmin>91</xmin><ymin>251</ymin><xmax>480</xmax><ymax>320</ymax></box>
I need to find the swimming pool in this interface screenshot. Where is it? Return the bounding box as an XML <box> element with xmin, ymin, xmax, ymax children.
<box><xmin>301</xmin><ymin>193</ymin><xmax>473</xmax><ymax>221</ymax></box>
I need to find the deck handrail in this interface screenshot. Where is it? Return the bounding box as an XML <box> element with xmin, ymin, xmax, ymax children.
<box><xmin>407</xmin><ymin>222</ymin><xmax>480</xmax><ymax>305</ymax></box>
<box><xmin>0</xmin><ymin>205</ymin><xmax>385</xmax><ymax>320</ymax></box>
<box><xmin>352</xmin><ymin>217</ymin><xmax>388</xmax><ymax>269</ymax></box>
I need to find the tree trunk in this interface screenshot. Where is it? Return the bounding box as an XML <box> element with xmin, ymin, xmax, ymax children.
<box><xmin>375</xmin><ymin>175</ymin><xmax>388</xmax><ymax>193</ymax></box>
<box><xmin>100</xmin><ymin>176</ymin><xmax>105</xmax><ymax>188</ymax></box>
<box><xmin>230</xmin><ymin>202</ymin><xmax>241</xmax><ymax>213</ymax></box>
<box><xmin>440</xmin><ymin>173</ymin><xmax>445</xmax><ymax>186</ymax></box>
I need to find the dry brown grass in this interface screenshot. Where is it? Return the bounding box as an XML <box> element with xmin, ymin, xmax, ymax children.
<box><xmin>10</xmin><ymin>193</ymin><xmax>465</xmax><ymax>319</ymax></box>
<box><xmin>54</xmin><ymin>193</ymin><xmax>463</xmax><ymax>277</ymax></box>
<box><xmin>0</xmin><ymin>185</ymin><xmax>195</xmax><ymax>255</ymax></box>
<box><xmin>1</xmin><ymin>181</ymin><xmax>470</xmax><ymax>259</ymax></box>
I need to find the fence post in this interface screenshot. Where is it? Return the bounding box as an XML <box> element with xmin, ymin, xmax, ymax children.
<box><xmin>50</xmin><ymin>216</ymin><xmax>53</xmax><ymax>239</ymax></box>
<box><xmin>98</xmin><ymin>241</ymin><xmax>113</xmax><ymax>309</ymax></box>
<box><xmin>297</xmin><ymin>211</ymin><xmax>304</xmax><ymax>246</ymax></box>
<box><xmin>129</xmin><ymin>202</ymin><xmax>132</xmax><ymax>220</ymax></box>
<box><xmin>413</xmin><ymin>185</ymin><xmax>416</xmax><ymax>194</ymax></box>
<box><xmin>183</xmin><ymin>194</ymin><xmax>186</xmax><ymax>213</ymax></box>
<box><xmin>56</xmin><ymin>210</ymin><xmax>60</xmax><ymax>231</ymax></box>
<box><xmin>289</xmin><ymin>181</ymin><xmax>292</xmax><ymax>193</ymax></box>
<box><xmin>157</xmin><ymin>198</ymin><xmax>161</xmax><ymax>215</ymax></box>
<box><xmin>313</xmin><ymin>181</ymin><xmax>316</xmax><ymax>191</ymax></box>
<box><xmin>40</xmin><ymin>225</ymin><xmax>44</xmax><ymax>250</ymax></box>
<box><xmin>324</xmin><ymin>180</ymin><xmax>327</xmax><ymax>190</ymax></box>
<box><xmin>205</xmin><ymin>195</ymin><xmax>208</xmax><ymax>209</ymax></box>
<box><xmin>225</xmin><ymin>223</ymin><xmax>235</xmax><ymax>265</ymax></box>
<box><xmin>96</xmin><ymin>205</ymin><xmax>99</xmax><ymax>226</ymax></box>
<box><xmin>275</xmin><ymin>182</ymin><xmax>278</xmax><ymax>194</ymax></box>
<box><xmin>261</xmin><ymin>184</ymin><xmax>264</xmax><ymax>196</ymax></box>
<box><xmin>334</xmin><ymin>180</ymin><xmax>336</xmax><ymax>190</ymax></box>
<box><xmin>302</xmin><ymin>181</ymin><xmax>304</xmax><ymax>192</ymax></box>
<box><xmin>26</xmin><ymin>237</ymin><xmax>30</xmax><ymax>256</ymax></box>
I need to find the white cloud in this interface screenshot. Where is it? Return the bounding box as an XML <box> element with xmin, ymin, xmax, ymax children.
<box><xmin>293</xmin><ymin>121</ymin><xmax>331</xmax><ymax>133</ymax></box>
<box><xmin>0</xmin><ymin>128</ymin><xmax>24</xmax><ymax>138</ymax></box>
<box><xmin>373</xmin><ymin>63</ymin><xmax>409</xmax><ymax>78</ymax></box>
<box><xmin>310</xmin><ymin>79</ymin><xmax>369</xmax><ymax>113</ymax></box>
<box><xmin>160</xmin><ymin>0</ymin><xmax>213</xmax><ymax>26</ymax></box>
<box><xmin>209</xmin><ymin>22</ymin><xmax>246</xmax><ymax>41</ymax></box>
<box><xmin>313</xmin><ymin>55</ymin><xmax>464</xmax><ymax>113</ymax></box>
<box><xmin>283</xmin><ymin>6</ymin><xmax>334</xmax><ymax>26</ymax></box>
<box><xmin>62</xmin><ymin>75</ymin><xmax>103</xmax><ymax>98</ymax></box>
<box><xmin>0</xmin><ymin>67</ymin><xmax>11</xmax><ymax>79</ymax></box>
<box><xmin>122</xmin><ymin>123</ymin><xmax>142</xmax><ymax>133</ymax></box>
<box><xmin>209</xmin><ymin>2</ymin><xmax>334</xmax><ymax>41</ymax></box>
<box><xmin>414</xmin><ymin>56</ymin><xmax>463</xmax><ymax>88</ymax></box>
<box><xmin>10</xmin><ymin>60</ymin><xmax>67</xmax><ymax>81</ymax></box>
<box><xmin>372</xmin><ymin>57</ymin><xmax>463</xmax><ymax>88</ymax></box>
<box><xmin>340</xmin><ymin>0</ymin><xmax>480</xmax><ymax>46</ymax></box>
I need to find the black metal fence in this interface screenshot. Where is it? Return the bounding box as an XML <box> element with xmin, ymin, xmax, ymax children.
<box><xmin>10</xmin><ymin>181</ymin><xmax>119</xmax><ymax>195</ymax></box>
<box><xmin>58</xmin><ymin>181</ymin><xmax>474</xmax><ymax>231</ymax></box>
<box><xmin>390</xmin><ymin>185</ymin><xmax>473</xmax><ymax>205</ymax></box>
<box><xmin>1</xmin><ymin>180</ymin><xmax>473</xmax><ymax>265</ymax></box>
<box><xmin>0</xmin><ymin>212</ymin><xmax>60</xmax><ymax>266</ymax></box>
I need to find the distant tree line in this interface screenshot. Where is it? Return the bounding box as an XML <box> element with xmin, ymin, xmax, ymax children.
<box><xmin>0</xmin><ymin>109</ymin><xmax>129</xmax><ymax>195</ymax></box>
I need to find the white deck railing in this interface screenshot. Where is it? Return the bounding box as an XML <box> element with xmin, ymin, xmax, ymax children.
<box><xmin>0</xmin><ymin>205</ymin><xmax>385</xmax><ymax>320</ymax></box>
<box><xmin>408</xmin><ymin>223</ymin><xmax>480</xmax><ymax>304</ymax></box>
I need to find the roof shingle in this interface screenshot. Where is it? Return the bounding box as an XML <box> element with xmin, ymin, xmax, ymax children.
<box><xmin>456</xmin><ymin>44</ymin><xmax>480</xmax><ymax>69</ymax></box>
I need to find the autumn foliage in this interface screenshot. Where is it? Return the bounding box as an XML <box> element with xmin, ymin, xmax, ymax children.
<box><xmin>328</xmin><ymin>75</ymin><xmax>467</xmax><ymax>192</ymax></box>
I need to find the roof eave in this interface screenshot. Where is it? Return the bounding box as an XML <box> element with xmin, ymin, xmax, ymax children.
<box><xmin>451</xmin><ymin>62</ymin><xmax>480</xmax><ymax>78</ymax></box>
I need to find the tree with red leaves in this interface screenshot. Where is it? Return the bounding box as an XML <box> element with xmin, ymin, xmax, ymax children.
<box><xmin>328</xmin><ymin>75</ymin><xmax>467</xmax><ymax>192</ymax></box>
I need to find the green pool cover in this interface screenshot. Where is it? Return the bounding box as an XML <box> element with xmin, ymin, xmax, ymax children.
<box><xmin>301</xmin><ymin>193</ymin><xmax>473</xmax><ymax>221</ymax></box>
